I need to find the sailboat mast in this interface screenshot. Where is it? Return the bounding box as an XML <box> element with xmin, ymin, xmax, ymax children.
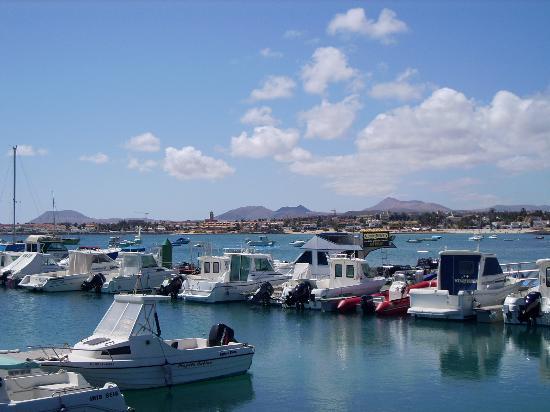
<box><xmin>12</xmin><ymin>145</ymin><xmax>17</xmax><ymax>244</ymax></box>
<box><xmin>52</xmin><ymin>191</ymin><xmax>56</xmax><ymax>233</ymax></box>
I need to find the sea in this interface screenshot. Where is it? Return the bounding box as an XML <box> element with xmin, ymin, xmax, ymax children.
<box><xmin>2</xmin><ymin>232</ymin><xmax>550</xmax><ymax>411</ymax></box>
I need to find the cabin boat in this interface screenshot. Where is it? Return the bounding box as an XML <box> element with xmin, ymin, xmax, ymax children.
<box><xmin>18</xmin><ymin>250</ymin><xmax>119</xmax><ymax>292</ymax></box>
<box><xmin>246</xmin><ymin>236</ymin><xmax>275</xmax><ymax>247</ymax></box>
<box><xmin>289</xmin><ymin>240</ymin><xmax>306</xmax><ymax>247</ymax></box>
<box><xmin>101</xmin><ymin>252</ymin><xmax>175</xmax><ymax>294</ymax></box>
<box><xmin>172</xmin><ymin>237</ymin><xmax>191</xmax><ymax>246</ymax></box>
<box><xmin>408</xmin><ymin>250</ymin><xmax>522</xmax><ymax>320</ymax></box>
<box><xmin>37</xmin><ymin>294</ymin><xmax>255</xmax><ymax>390</ymax></box>
<box><xmin>503</xmin><ymin>259</ymin><xmax>550</xmax><ymax>326</ymax></box>
<box><xmin>0</xmin><ymin>253</ymin><xmax>61</xmax><ymax>285</ymax></box>
<box><xmin>0</xmin><ymin>352</ymin><xmax>130</xmax><ymax>411</ymax></box>
<box><xmin>180</xmin><ymin>250</ymin><xmax>291</xmax><ymax>303</ymax></box>
<box><xmin>23</xmin><ymin>235</ymin><xmax>69</xmax><ymax>261</ymax></box>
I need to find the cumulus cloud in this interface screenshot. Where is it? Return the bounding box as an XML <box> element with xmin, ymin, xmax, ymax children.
<box><xmin>240</xmin><ymin>106</ymin><xmax>278</xmax><ymax>126</ymax></box>
<box><xmin>301</xmin><ymin>47</ymin><xmax>358</xmax><ymax>94</ymax></box>
<box><xmin>274</xmin><ymin>147</ymin><xmax>312</xmax><ymax>163</ymax></box>
<box><xmin>231</xmin><ymin>126</ymin><xmax>300</xmax><ymax>159</ymax></box>
<box><xmin>124</xmin><ymin>132</ymin><xmax>161</xmax><ymax>152</ymax></box>
<box><xmin>369</xmin><ymin>68</ymin><xmax>428</xmax><ymax>101</ymax></box>
<box><xmin>8</xmin><ymin>145</ymin><xmax>48</xmax><ymax>157</ymax></box>
<box><xmin>127</xmin><ymin>157</ymin><xmax>157</xmax><ymax>172</ymax></box>
<box><xmin>300</xmin><ymin>95</ymin><xmax>362</xmax><ymax>140</ymax></box>
<box><xmin>327</xmin><ymin>7</ymin><xmax>408</xmax><ymax>44</ymax></box>
<box><xmin>163</xmin><ymin>146</ymin><xmax>234</xmax><ymax>180</ymax></box>
<box><xmin>79</xmin><ymin>153</ymin><xmax>109</xmax><ymax>164</ymax></box>
<box><xmin>250</xmin><ymin>76</ymin><xmax>296</xmax><ymax>101</ymax></box>
<box><xmin>260</xmin><ymin>48</ymin><xmax>283</xmax><ymax>58</ymax></box>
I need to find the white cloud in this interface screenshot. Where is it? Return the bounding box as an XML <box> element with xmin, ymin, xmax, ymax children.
<box><xmin>124</xmin><ymin>132</ymin><xmax>161</xmax><ymax>152</ymax></box>
<box><xmin>8</xmin><ymin>145</ymin><xmax>48</xmax><ymax>157</ymax></box>
<box><xmin>127</xmin><ymin>157</ymin><xmax>157</xmax><ymax>172</ymax></box>
<box><xmin>283</xmin><ymin>29</ymin><xmax>303</xmax><ymax>39</ymax></box>
<box><xmin>300</xmin><ymin>95</ymin><xmax>362</xmax><ymax>140</ymax></box>
<box><xmin>79</xmin><ymin>153</ymin><xmax>109</xmax><ymax>164</ymax></box>
<box><xmin>274</xmin><ymin>147</ymin><xmax>312</xmax><ymax>163</ymax></box>
<box><xmin>260</xmin><ymin>48</ymin><xmax>283</xmax><ymax>58</ymax></box>
<box><xmin>327</xmin><ymin>7</ymin><xmax>408</xmax><ymax>44</ymax></box>
<box><xmin>231</xmin><ymin>126</ymin><xmax>300</xmax><ymax>159</ymax></box>
<box><xmin>240</xmin><ymin>106</ymin><xmax>278</xmax><ymax>126</ymax></box>
<box><xmin>301</xmin><ymin>47</ymin><xmax>358</xmax><ymax>94</ymax></box>
<box><xmin>250</xmin><ymin>76</ymin><xmax>296</xmax><ymax>101</ymax></box>
<box><xmin>369</xmin><ymin>68</ymin><xmax>427</xmax><ymax>101</ymax></box>
<box><xmin>163</xmin><ymin>146</ymin><xmax>234</xmax><ymax>181</ymax></box>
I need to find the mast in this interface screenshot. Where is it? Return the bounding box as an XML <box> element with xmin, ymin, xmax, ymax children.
<box><xmin>12</xmin><ymin>146</ymin><xmax>17</xmax><ymax>244</ymax></box>
<box><xmin>52</xmin><ymin>190</ymin><xmax>56</xmax><ymax>233</ymax></box>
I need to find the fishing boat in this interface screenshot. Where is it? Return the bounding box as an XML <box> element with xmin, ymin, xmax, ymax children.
<box><xmin>18</xmin><ymin>250</ymin><xmax>119</xmax><ymax>292</ymax></box>
<box><xmin>36</xmin><ymin>294</ymin><xmax>255</xmax><ymax>389</ymax></box>
<box><xmin>289</xmin><ymin>240</ymin><xmax>306</xmax><ymax>247</ymax></box>
<box><xmin>0</xmin><ymin>351</ymin><xmax>130</xmax><ymax>411</ymax></box>
<box><xmin>408</xmin><ymin>250</ymin><xmax>523</xmax><ymax>320</ymax></box>
<box><xmin>61</xmin><ymin>237</ymin><xmax>80</xmax><ymax>245</ymax></box>
<box><xmin>246</xmin><ymin>236</ymin><xmax>275</xmax><ymax>247</ymax></box>
<box><xmin>172</xmin><ymin>237</ymin><xmax>191</xmax><ymax>246</ymax></box>
<box><xmin>503</xmin><ymin>258</ymin><xmax>550</xmax><ymax>325</ymax></box>
<box><xmin>180</xmin><ymin>249</ymin><xmax>291</xmax><ymax>302</ymax></box>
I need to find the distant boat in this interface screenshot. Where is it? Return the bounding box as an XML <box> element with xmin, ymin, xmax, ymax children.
<box><xmin>172</xmin><ymin>237</ymin><xmax>190</xmax><ymax>246</ymax></box>
<box><xmin>246</xmin><ymin>235</ymin><xmax>275</xmax><ymax>247</ymax></box>
<box><xmin>488</xmin><ymin>235</ymin><xmax>498</xmax><ymax>239</ymax></box>
<box><xmin>535</xmin><ymin>235</ymin><xmax>544</xmax><ymax>240</ymax></box>
<box><xmin>468</xmin><ymin>235</ymin><xmax>483</xmax><ymax>241</ymax></box>
<box><xmin>61</xmin><ymin>237</ymin><xmax>80</xmax><ymax>245</ymax></box>
<box><xmin>289</xmin><ymin>240</ymin><xmax>306</xmax><ymax>247</ymax></box>
<box><xmin>407</xmin><ymin>239</ymin><xmax>422</xmax><ymax>243</ymax></box>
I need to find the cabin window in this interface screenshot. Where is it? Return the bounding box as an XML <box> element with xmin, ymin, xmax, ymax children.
<box><xmin>335</xmin><ymin>264</ymin><xmax>342</xmax><ymax>277</ymax></box>
<box><xmin>296</xmin><ymin>251</ymin><xmax>312</xmax><ymax>264</ymax></box>
<box><xmin>458</xmin><ymin>261</ymin><xmax>475</xmax><ymax>276</ymax></box>
<box><xmin>44</xmin><ymin>242</ymin><xmax>67</xmax><ymax>252</ymax></box>
<box><xmin>213</xmin><ymin>262</ymin><xmax>220</xmax><ymax>273</ymax></box>
<box><xmin>204</xmin><ymin>262</ymin><xmax>211</xmax><ymax>273</ymax></box>
<box><xmin>317</xmin><ymin>252</ymin><xmax>328</xmax><ymax>266</ymax></box>
<box><xmin>346</xmin><ymin>265</ymin><xmax>355</xmax><ymax>278</ymax></box>
<box><xmin>101</xmin><ymin>346</ymin><xmax>131</xmax><ymax>356</ymax></box>
<box><xmin>482</xmin><ymin>257</ymin><xmax>503</xmax><ymax>276</ymax></box>
<box><xmin>229</xmin><ymin>255</ymin><xmax>251</xmax><ymax>281</ymax></box>
<box><xmin>27</xmin><ymin>244</ymin><xmax>38</xmax><ymax>252</ymax></box>
<box><xmin>362</xmin><ymin>263</ymin><xmax>372</xmax><ymax>277</ymax></box>
<box><xmin>93</xmin><ymin>255</ymin><xmax>112</xmax><ymax>264</ymax></box>
<box><xmin>546</xmin><ymin>268</ymin><xmax>550</xmax><ymax>287</ymax></box>
<box><xmin>255</xmin><ymin>258</ymin><xmax>273</xmax><ymax>272</ymax></box>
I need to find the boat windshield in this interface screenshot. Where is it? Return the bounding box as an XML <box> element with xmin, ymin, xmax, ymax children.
<box><xmin>94</xmin><ymin>301</ymin><xmax>155</xmax><ymax>339</ymax></box>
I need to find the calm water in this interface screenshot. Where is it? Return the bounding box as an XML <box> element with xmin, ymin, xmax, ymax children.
<box><xmin>2</xmin><ymin>233</ymin><xmax>550</xmax><ymax>411</ymax></box>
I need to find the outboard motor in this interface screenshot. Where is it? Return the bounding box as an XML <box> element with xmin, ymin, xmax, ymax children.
<box><xmin>208</xmin><ymin>323</ymin><xmax>237</xmax><ymax>347</ymax></box>
<box><xmin>284</xmin><ymin>281</ymin><xmax>312</xmax><ymax>309</ymax></box>
<box><xmin>518</xmin><ymin>291</ymin><xmax>542</xmax><ymax>324</ymax></box>
<box><xmin>158</xmin><ymin>275</ymin><xmax>184</xmax><ymax>299</ymax></box>
<box><xmin>360</xmin><ymin>295</ymin><xmax>376</xmax><ymax>314</ymax></box>
<box><xmin>249</xmin><ymin>282</ymin><xmax>274</xmax><ymax>305</ymax></box>
<box><xmin>81</xmin><ymin>273</ymin><xmax>106</xmax><ymax>293</ymax></box>
<box><xmin>0</xmin><ymin>270</ymin><xmax>10</xmax><ymax>286</ymax></box>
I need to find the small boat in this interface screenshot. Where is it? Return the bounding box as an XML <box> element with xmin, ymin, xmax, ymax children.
<box><xmin>468</xmin><ymin>235</ymin><xmax>483</xmax><ymax>241</ymax></box>
<box><xmin>172</xmin><ymin>237</ymin><xmax>191</xmax><ymax>246</ymax></box>
<box><xmin>0</xmin><ymin>351</ymin><xmax>130</xmax><ymax>411</ymax></box>
<box><xmin>1</xmin><ymin>252</ymin><xmax>62</xmax><ymax>285</ymax></box>
<box><xmin>289</xmin><ymin>240</ymin><xmax>306</xmax><ymax>247</ymax></box>
<box><xmin>407</xmin><ymin>239</ymin><xmax>422</xmax><ymax>243</ymax></box>
<box><xmin>61</xmin><ymin>237</ymin><xmax>80</xmax><ymax>245</ymax></box>
<box><xmin>375</xmin><ymin>277</ymin><xmax>437</xmax><ymax>317</ymax></box>
<box><xmin>37</xmin><ymin>294</ymin><xmax>255</xmax><ymax>389</ymax></box>
<box><xmin>246</xmin><ymin>236</ymin><xmax>275</xmax><ymax>247</ymax></box>
<box><xmin>535</xmin><ymin>235</ymin><xmax>545</xmax><ymax>240</ymax></box>
<box><xmin>488</xmin><ymin>235</ymin><xmax>498</xmax><ymax>239</ymax></box>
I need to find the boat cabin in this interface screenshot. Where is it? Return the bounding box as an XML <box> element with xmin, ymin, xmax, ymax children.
<box><xmin>118</xmin><ymin>252</ymin><xmax>159</xmax><ymax>276</ymax></box>
<box><xmin>315</xmin><ymin>255</ymin><xmax>371</xmax><ymax>289</ymax></box>
<box><xmin>197</xmin><ymin>255</ymin><xmax>230</xmax><ymax>280</ymax></box>
<box><xmin>225</xmin><ymin>251</ymin><xmax>277</xmax><ymax>282</ymax></box>
<box><xmin>537</xmin><ymin>259</ymin><xmax>550</xmax><ymax>298</ymax></box>
<box><xmin>437</xmin><ymin>250</ymin><xmax>505</xmax><ymax>295</ymax></box>
<box><xmin>66</xmin><ymin>250</ymin><xmax>117</xmax><ymax>275</ymax></box>
<box><xmin>24</xmin><ymin>235</ymin><xmax>68</xmax><ymax>260</ymax></box>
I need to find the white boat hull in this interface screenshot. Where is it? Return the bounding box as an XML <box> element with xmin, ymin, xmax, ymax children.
<box><xmin>102</xmin><ymin>271</ymin><xmax>172</xmax><ymax>294</ymax></box>
<box><xmin>19</xmin><ymin>273</ymin><xmax>90</xmax><ymax>292</ymax></box>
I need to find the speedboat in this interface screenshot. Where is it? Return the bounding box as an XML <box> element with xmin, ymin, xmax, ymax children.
<box><xmin>468</xmin><ymin>235</ymin><xmax>483</xmax><ymax>241</ymax></box>
<box><xmin>282</xmin><ymin>254</ymin><xmax>386</xmax><ymax>311</ymax></box>
<box><xmin>488</xmin><ymin>234</ymin><xmax>498</xmax><ymax>239</ymax></box>
<box><xmin>408</xmin><ymin>250</ymin><xmax>523</xmax><ymax>320</ymax></box>
<box><xmin>503</xmin><ymin>259</ymin><xmax>550</xmax><ymax>325</ymax></box>
<box><xmin>172</xmin><ymin>237</ymin><xmax>191</xmax><ymax>246</ymax></box>
<box><xmin>289</xmin><ymin>240</ymin><xmax>306</xmax><ymax>247</ymax></box>
<box><xmin>100</xmin><ymin>252</ymin><xmax>175</xmax><ymax>294</ymax></box>
<box><xmin>246</xmin><ymin>236</ymin><xmax>275</xmax><ymax>247</ymax></box>
<box><xmin>0</xmin><ymin>253</ymin><xmax>61</xmax><ymax>286</ymax></box>
<box><xmin>0</xmin><ymin>350</ymin><xmax>130</xmax><ymax>411</ymax></box>
<box><xmin>18</xmin><ymin>250</ymin><xmax>119</xmax><ymax>292</ymax></box>
<box><xmin>180</xmin><ymin>249</ymin><xmax>291</xmax><ymax>302</ymax></box>
<box><xmin>36</xmin><ymin>294</ymin><xmax>255</xmax><ymax>389</ymax></box>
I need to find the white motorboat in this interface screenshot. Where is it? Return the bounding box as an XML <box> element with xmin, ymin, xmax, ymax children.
<box><xmin>0</xmin><ymin>351</ymin><xmax>130</xmax><ymax>411</ymax></box>
<box><xmin>468</xmin><ymin>235</ymin><xmax>483</xmax><ymax>241</ymax></box>
<box><xmin>0</xmin><ymin>253</ymin><xmax>62</xmax><ymax>285</ymax></box>
<box><xmin>23</xmin><ymin>235</ymin><xmax>69</xmax><ymax>261</ymax></box>
<box><xmin>289</xmin><ymin>240</ymin><xmax>306</xmax><ymax>247</ymax></box>
<box><xmin>180</xmin><ymin>249</ymin><xmax>291</xmax><ymax>303</ymax></box>
<box><xmin>246</xmin><ymin>235</ymin><xmax>275</xmax><ymax>247</ymax></box>
<box><xmin>18</xmin><ymin>250</ymin><xmax>119</xmax><ymax>292</ymax></box>
<box><xmin>503</xmin><ymin>259</ymin><xmax>550</xmax><ymax>325</ymax></box>
<box><xmin>281</xmin><ymin>254</ymin><xmax>386</xmax><ymax>311</ymax></box>
<box><xmin>37</xmin><ymin>294</ymin><xmax>255</xmax><ymax>389</ymax></box>
<box><xmin>408</xmin><ymin>250</ymin><xmax>523</xmax><ymax>320</ymax></box>
<box><xmin>101</xmin><ymin>252</ymin><xmax>175</xmax><ymax>294</ymax></box>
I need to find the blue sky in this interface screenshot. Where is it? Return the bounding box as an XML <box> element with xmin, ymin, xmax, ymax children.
<box><xmin>1</xmin><ymin>1</ymin><xmax>549</xmax><ymax>222</ymax></box>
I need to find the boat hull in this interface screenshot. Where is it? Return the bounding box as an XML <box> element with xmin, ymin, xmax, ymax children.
<box><xmin>101</xmin><ymin>271</ymin><xmax>172</xmax><ymax>294</ymax></box>
<box><xmin>376</xmin><ymin>297</ymin><xmax>410</xmax><ymax>316</ymax></box>
<box><xmin>182</xmin><ymin>278</ymin><xmax>288</xmax><ymax>303</ymax></box>
<box><xmin>19</xmin><ymin>273</ymin><xmax>90</xmax><ymax>292</ymax></box>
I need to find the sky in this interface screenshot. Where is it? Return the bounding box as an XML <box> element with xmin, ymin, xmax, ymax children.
<box><xmin>1</xmin><ymin>1</ymin><xmax>550</xmax><ymax>222</ymax></box>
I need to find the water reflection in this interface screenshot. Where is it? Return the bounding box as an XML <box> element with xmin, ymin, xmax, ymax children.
<box><xmin>123</xmin><ymin>374</ymin><xmax>255</xmax><ymax>412</ymax></box>
<box><xmin>505</xmin><ymin>325</ymin><xmax>550</xmax><ymax>382</ymax></box>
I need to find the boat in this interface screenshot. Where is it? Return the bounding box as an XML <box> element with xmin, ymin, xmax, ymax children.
<box><xmin>246</xmin><ymin>235</ymin><xmax>275</xmax><ymax>247</ymax></box>
<box><xmin>0</xmin><ymin>350</ymin><xmax>130</xmax><ymax>411</ymax></box>
<box><xmin>36</xmin><ymin>294</ymin><xmax>255</xmax><ymax>389</ymax></box>
<box><xmin>289</xmin><ymin>240</ymin><xmax>306</xmax><ymax>247</ymax></box>
<box><xmin>282</xmin><ymin>254</ymin><xmax>386</xmax><ymax>311</ymax></box>
<box><xmin>180</xmin><ymin>249</ymin><xmax>291</xmax><ymax>303</ymax></box>
<box><xmin>488</xmin><ymin>234</ymin><xmax>498</xmax><ymax>239</ymax></box>
<box><xmin>373</xmin><ymin>274</ymin><xmax>437</xmax><ymax>316</ymax></box>
<box><xmin>61</xmin><ymin>237</ymin><xmax>80</xmax><ymax>245</ymax></box>
<box><xmin>503</xmin><ymin>258</ymin><xmax>550</xmax><ymax>325</ymax></box>
<box><xmin>407</xmin><ymin>239</ymin><xmax>422</xmax><ymax>243</ymax></box>
<box><xmin>408</xmin><ymin>250</ymin><xmax>523</xmax><ymax>320</ymax></box>
<box><xmin>535</xmin><ymin>235</ymin><xmax>545</xmax><ymax>240</ymax></box>
<box><xmin>172</xmin><ymin>237</ymin><xmax>191</xmax><ymax>246</ymax></box>
<box><xmin>468</xmin><ymin>235</ymin><xmax>483</xmax><ymax>241</ymax></box>
<box><xmin>18</xmin><ymin>249</ymin><xmax>119</xmax><ymax>292</ymax></box>
<box><xmin>100</xmin><ymin>252</ymin><xmax>175</xmax><ymax>294</ymax></box>
<box><xmin>0</xmin><ymin>252</ymin><xmax>62</xmax><ymax>286</ymax></box>
<box><xmin>23</xmin><ymin>235</ymin><xmax>69</xmax><ymax>261</ymax></box>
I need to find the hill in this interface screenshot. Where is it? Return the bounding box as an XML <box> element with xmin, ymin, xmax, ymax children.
<box><xmin>363</xmin><ymin>197</ymin><xmax>451</xmax><ymax>213</ymax></box>
<box><xmin>216</xmin><ymin>205</ymin><xmax>324</xmax><ymax>221</ymax></box>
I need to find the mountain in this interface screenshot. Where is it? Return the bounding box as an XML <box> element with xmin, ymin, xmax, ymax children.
<box><xmin>273</xmin><ymin>205</ymin><xmax>324</xmax><ymax>219</ymax></box>
<box><xmin>29</xmin><ymin>210</ymin><xmax>123</xmax><ymax>224</ymax></box>
<box><xmin>216</xmin><ymin>205</ymin><xmax>324</xmax><ymax>221</ymax></box>
<box><xmin>363</xmin><ymin>197</ymin><xmax>451</xmax><ymax>213</ymax></box>
<box><xmin>487</xmin><ymin>204</ymin><xmax>550</xmax><ymax>212</ymax></box>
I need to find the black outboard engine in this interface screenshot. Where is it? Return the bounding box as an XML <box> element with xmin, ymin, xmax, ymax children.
<box><xmin>360</xmin><ymin>295</ymin><xmax>376</xmax><ymax>314</ymax></box>
<box><xmin>81</xmin><ymin>273</ymin><xmax>106</xmax><ymax>293</ymax></box>
<box><xmin>0</xmin><ymin>270</ymin><xmax>10</xmax><ymax>286</ymax></box>
<box><xmin>518</xmin><ymin>291</ymin><xmax>542</xmax><ymax>324</ymax></box>
<box><xmin>284</xmin><ymin>281</ymin><xmax>312</xmax><ymax>309</ymax></box>
<box><xmin>158</xmin><ymin>275</ymin><xmax>184</xmax><ymax>299</ymax></box>
<box><xmin>208</xmin><ymin>323</ymin><xmax>236</xmax><ymax>347</ymax></box>
<box><xmin>249</xmin><ymin>281</ymin><xmax>274</xmax><ymax>305</ymax></box>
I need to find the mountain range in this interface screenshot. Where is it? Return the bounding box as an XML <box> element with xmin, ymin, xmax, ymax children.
<box><xmin>29</xmin><ymin>210</ymin><xmax>124</xmax><ymax>225</ymax></box>
<box><xmin>215</xmin><ymin>205</ymin><xmax>325</xmax><ymax>221</ymax></box>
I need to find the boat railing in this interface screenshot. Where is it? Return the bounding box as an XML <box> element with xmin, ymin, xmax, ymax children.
<box><xmin>25</xmin><ymin>344</ymin><xmax>116</xmax><ymax>363</ymax></box>
<box><xmin>501</xmin><ymin>261</ymin><xmax>539</xmax><ymax>278</ymax></box>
